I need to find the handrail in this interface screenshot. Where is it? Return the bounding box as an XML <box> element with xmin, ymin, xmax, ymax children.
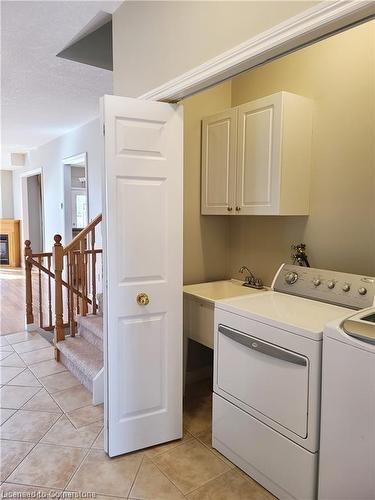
<box><xmin>27</xmin><ymin>256</ymin><xmax>92</xmax><ymax>304</ymax></box>
<box><xmin>25</xmin><ymin>213</ymin><xmax>102</xmax><ymax>361</ymax></box>
<box><xmin>63</xmin><ymin>213</ymin><xmax>102</xmax><ymax>255</ymax></box>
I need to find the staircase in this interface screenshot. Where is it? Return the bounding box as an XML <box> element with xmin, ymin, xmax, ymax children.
<box><xmin>24</xmin><ymin>214</ymin><xmax>104</xmax><ymax>404</ymax></box>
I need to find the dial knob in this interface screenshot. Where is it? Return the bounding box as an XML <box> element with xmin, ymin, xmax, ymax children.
<box><xmin>327</xmin><ymin>281</ymin><xmax>335</xmax><ymax>289</ymax></box>
<box><xmin>342</xmin><ymin>283</ymin><xmax>350</xmax><ymax>292</ymax></box>
<box><xmin>313</xmin><ymin>279</ymin><xmax>321</xmax><ymax>287</ymax></box>
<box><xmin>358</xmin><ymin>287</ymin><xmax>367</xmax><ymax>296</ymax></box>
<box><xmin>285</xmin><ymin>272</ymin><xmax>298</xmax><ymax>285</ymax></box>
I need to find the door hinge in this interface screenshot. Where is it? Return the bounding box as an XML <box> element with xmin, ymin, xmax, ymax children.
<box><xmin>102</xmin><ymin>124</ymin><xmax>105</xmax><ymax>136</ymax></box>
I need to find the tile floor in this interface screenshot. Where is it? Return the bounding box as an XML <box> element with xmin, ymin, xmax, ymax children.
<box><xmin>0</xmin><ymin>330</ymin><xmax>274</xmax><ymax>499</ymax></box>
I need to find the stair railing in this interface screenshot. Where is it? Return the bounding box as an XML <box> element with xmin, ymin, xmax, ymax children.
<box><xmin>25</xmin><ymin>214</ymin><xmax>102</xmax><ymax>359</ymax></box>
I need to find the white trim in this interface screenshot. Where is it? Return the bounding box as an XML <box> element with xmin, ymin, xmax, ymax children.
<box><xmin>139</xmin><ymin>0</ymin><xmax>375</xmax><ymax>102</ymax></box>
<box><xmin>20</xmin><ymin>167</ymin><xmax>45</xmax><ymax>255</ymax></box>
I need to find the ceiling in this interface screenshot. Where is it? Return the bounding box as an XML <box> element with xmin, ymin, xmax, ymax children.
<box><xmin>1</xmin><ymin>0</ymin><xmax>122</xmax><ymax>166</ymax></box>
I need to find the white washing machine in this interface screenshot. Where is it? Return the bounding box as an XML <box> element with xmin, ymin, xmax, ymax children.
<box><xmin>319</xmin><ymin>307</ymin><xmax>375</xmax><ymax>500</ymax></box>
<box><xmin>212</xmin><ymin>264</ymin><xmax>375</xmax><ymax>500</ymax></box>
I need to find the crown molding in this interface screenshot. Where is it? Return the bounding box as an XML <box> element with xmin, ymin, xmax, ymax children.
<box><xmin>139</xmin><ymin>0</ymin><xmax>375</xmax><ymax>102</ymax></box>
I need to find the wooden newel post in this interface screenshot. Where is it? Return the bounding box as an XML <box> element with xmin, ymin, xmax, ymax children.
<box><xmin>53</xmin><ymin>234</ymin><xmax>64</xmax><ymax>360</ymax></box>
<box><xmin>24</xmin><ymin>240</ymin><xmax>34</xmax><ymax>326</ymax></box>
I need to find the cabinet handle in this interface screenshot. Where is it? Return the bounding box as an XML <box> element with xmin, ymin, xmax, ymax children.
<box><xmin>227</xmin><ymin>207</ymin><xmax>233</xmax><ymax>212</ymax></box>
<box><xmin>235</xmin><ymin>206</ymin><xmax>241</xmax><ymax>212</ymax></box>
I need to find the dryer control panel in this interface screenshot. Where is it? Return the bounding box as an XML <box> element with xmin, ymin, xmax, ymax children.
<box><xmin>273</xmin><ymin>264</ymin><xmax>375</xmax><ymax>310</ymax></box>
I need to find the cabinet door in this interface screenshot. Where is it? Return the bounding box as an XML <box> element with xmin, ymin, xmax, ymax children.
<box><xmin>201</xmin><ymin>109</ymin><xmax>237</xmax><ymax>215</ymax></box>
<box><xmin>236</xmin><ymin>94</ymin><xmax>282</xmax><ymax>215</ymax></box>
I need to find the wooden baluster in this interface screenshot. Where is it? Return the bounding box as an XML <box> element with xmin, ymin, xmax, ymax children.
<box><xmin>79</xmin><ymin>239</ymin><xmax>88</xmax><ymax>316</ymax></box>
<box><xmin>75</xmin><ymin>252</ymin><xmax>80</xmax><ymax>315</ymax></box>
<box><xmin>91</xmin><ymin>229</ymin><xmax>97</xmax><ymax>314</ymax></box>
<box><xmin>47</xmin><ymin>255</ymin><xmax>52</xmax><ymax>328</ymax></box>
<box><xmin>24</xmin><ymin>240</ymin><xmax>34</xmax><ymax>326</ymax></box>
<box><xmin>68</xmin><ymin>251</ymin><xmax>75</xmax><ymax>336</ymax></box>
<box><xmin>53</xmin><ymin>234</ymin><xmax>64</xmax><ymax>360</ymax></box>
<box><xmin>38</xmin><ymin>256</ymin><xmax>43</xmax><ymax>328</ymax></box>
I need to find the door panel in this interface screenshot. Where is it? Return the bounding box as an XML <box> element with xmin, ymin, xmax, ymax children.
<box><xmin>201</xmin><ymin>109</ymin><xmax>237</xmax><ymax>215</ymax></box>
<box><xmin>102</xmin><ymin>95</ymin><xmax>183</xmax><ymax>457</ymax></box>
<box><xmin>237</xmin><ymin>94</ymin><xmax>282</xmax><ymax>215</ymax></box>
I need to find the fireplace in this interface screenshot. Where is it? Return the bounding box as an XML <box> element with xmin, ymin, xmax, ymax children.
<box><xmin>0</xmin><ymin>234</ymin><xmax>9</xmax><ymax>265</ymax></box>
<box><xmin>0</xmin><ymin>220</ymin><xmax>20</xmax><ymax>267</ymax></box>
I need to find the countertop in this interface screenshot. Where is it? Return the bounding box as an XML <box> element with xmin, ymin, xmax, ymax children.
<box><xmin>183</xmin><ymin>279</ymin><xmax>267</xmax><ymax>304</ymax></box>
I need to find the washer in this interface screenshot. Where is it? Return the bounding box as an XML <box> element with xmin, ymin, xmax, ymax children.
<box><xmin>212</xmin><ymin>264</ymin><xmax>375</xmax><ymax>500</ymax></box>
<box><xmin>319</xmin><ymin>306</ymin><xmax>375</xmax><ymax>500</ymax></box>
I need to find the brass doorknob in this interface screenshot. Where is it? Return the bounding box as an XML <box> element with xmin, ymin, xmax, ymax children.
<box><xmin>136</xmin><ymin>292</ymin><xmax>150</xmax><ymax>306</ymax></box>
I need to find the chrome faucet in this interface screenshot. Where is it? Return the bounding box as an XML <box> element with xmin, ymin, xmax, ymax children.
<box><xmin>239</xmin><ymin>266</ymin><xmax>264</xmax><ymax>289</ymax></box>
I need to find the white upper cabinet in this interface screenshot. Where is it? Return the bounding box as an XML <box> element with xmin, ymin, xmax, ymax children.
<box><xmin>201</xmin><ymin>108</ymin><xmax>237</xmax><ymax>215</ymax></box>
<box><xmin>201</xmin><ymin>92</ymin><xmax>313</xmax><ymax>216</ymax></box>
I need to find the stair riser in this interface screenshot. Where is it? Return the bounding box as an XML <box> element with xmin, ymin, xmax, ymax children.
<box><xmin>60</xmin><ymin>352</ymin><xmax>93</xmax><ymax>393</ymax></box>
<box><xmin>79</xmin><ymin>327</ymin><xmax>103</xmax><ymax>352</ymax></box>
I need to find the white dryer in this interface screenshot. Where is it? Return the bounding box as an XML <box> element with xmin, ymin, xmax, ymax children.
<box><xmin>213</xmin><ymin>264</ymin><xmax>375</xmax><ymax>500</ymax></box>
<box><xmin>319</xmin><ymin>307</ymin><xmax>375</xmax><ymax>500</ymax></box>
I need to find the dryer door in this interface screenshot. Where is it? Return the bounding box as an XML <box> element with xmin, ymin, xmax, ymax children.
<box><xmin>217</xmin><ymin>325</ymin><xmax>309</xmax><ymax>438</ymax></box>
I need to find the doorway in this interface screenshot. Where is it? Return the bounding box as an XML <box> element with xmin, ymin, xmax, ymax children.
<box><xmin>20</xmin><ymin>169</ymin><xmax>44</xmax><ymax>253</ymax></box>
<box><xmin>63</xmin><ymin>153</ymin><xmax>88</xmax><ymax>244</ymax></box>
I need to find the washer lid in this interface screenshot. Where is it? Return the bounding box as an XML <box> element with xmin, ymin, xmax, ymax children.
<box><xmin>342</xmin><ymin>308</ymin><xmax>375</xmax><ymax>345</ymax></box>
<box><xmin>216</xmin><ymin>291</ymin><xmax>353</xmax><ymax>340</ymax></box>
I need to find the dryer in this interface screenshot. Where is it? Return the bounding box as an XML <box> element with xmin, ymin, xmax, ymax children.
<box><xmin>213</xmin><ymin>264</ymin><xmax>375</xmax><ymax>500</ymax></box>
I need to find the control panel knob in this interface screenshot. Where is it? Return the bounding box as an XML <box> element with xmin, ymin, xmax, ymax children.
<box><xmin>313</xmin><ymin>279</ymin><xmax>321</xmax><ymax>287</ymax></box>
<box><xmin>327</xmin><ymin>281</ymin><xmax>335</xmax><ymax>289</ymax></box>
<box><xmin>358</xmin><ymin>287</ymin><xmax>367</xmax><ymax>296</ymax></box>
<box><xmin>342</xmin><ymin>283</ymin><xmax>350</xmax><ymax>292</ymax></box>
<box><xmin>285</xmin><ymin>272</ymin><xmax>298</xmax><ymax>285</ymax></box>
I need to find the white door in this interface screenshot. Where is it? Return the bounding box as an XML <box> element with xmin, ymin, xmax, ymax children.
<box><xmin>101</xmin><ymin>95</ymin><xmax>183</xmax><ymax>457</ymax></box>
<box><xmin>236</xmin><ymin>94</ymin><xmax>282</xmax><ymax>215</ymax></box>
<box><xmin>201</xmin><ymin>109</ymin><xmax>237</xmax><ymax>215</ymax></box>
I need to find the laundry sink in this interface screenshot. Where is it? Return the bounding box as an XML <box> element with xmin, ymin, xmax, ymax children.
<box><xmin>183</xmin><ymin>279</ymin><xmax>266</xmax><ymax>304</ymax></box>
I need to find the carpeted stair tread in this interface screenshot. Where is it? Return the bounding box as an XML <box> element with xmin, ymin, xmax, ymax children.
<box><xmin>57</xmin><ymin>337</ymin><xmax>103</xmax><ymax>381</ymax></box>
<box><xmin>78</xmin><ymin>315</ymin><xmax>103</xmax><ymax>340</ymax></box>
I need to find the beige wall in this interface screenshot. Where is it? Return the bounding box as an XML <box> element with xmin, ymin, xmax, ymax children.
<box><xmin>0</xmin><ymin>170</ymin><xmax>14</xmax><ymax>219</ymax></box>
<box><xmin>228</xmin><ymin>20</ymin><xmax>375</xmax><ymax>284</ymax></box>
<box><xmin>183</xmin><ymin>82</ymin><xmax>231</xmax><ymax>284</ymax></box>
<box><xmin>113</xmin><ymin>1</ymin><xmax>319</xmax><ymax>97</ymax></box>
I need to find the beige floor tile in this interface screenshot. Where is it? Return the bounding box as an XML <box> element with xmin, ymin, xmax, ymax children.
<box><xmin>144</xmin><ymin>429</ymin><xmax>193</xmax><ymax>459</ymax></box>
<box><xmin>129</xmin><ymin>458</ymin><xmax>185</xmax><ymax>500</ymax></box>
<box><xmin>0</xmin><ymin>337</ymin><xmax>10</xmax><ymax>346</ymax></box>
<box><xmin>187</xmin><ymin>468</ymin><xmax>276</xmax><ymax>500</ymax></box>
<box><xmin>0</xmin><ymin>408</ymin><xmax>16</xmax><ymax>425</ymax></box>
<box><xmin>153</xmin><ymin>439</ymin><xmax>230</xmax><ymax>495</ymax></box>
<box><xmin>13</xmin><ymin>338</ymin><xmax>51</xmax><ymax>354</ymax></box>
<box><xmin>0</xmin><ymin>366</ymin><xmax>25</xmax><ymax>384</ymax></box>
<box><xmin>0</xmin><ymin>410</ymin><xmax>59</xmax><ymax>442</ymax></box>
<box><xmin>40</xmin><ymin>371</ymin><xmax>80</xmax><ymax>394</ymax></box>
<box><xmin>51</xmin><ymin>385</ymin><xmax>92</xmax><ymax>412</ymax></box>
<box><xmin>91</xmin><ymin>428</ymin><xmax>104</xmax><ymax>450</ymax></box>
<box><xmin>0</xmin><ymin>352</ymin><xmax>12</xmax><ymax>362</ymax></box>
<box><xmin>67</xmin><ymin>404</ymin><xmax>103</xmax><ymax>428</ymax></box>
<box><xmin>29</xmin><ymin>359</ymin><xmax>66</xmax><ymax>378</ymax></box>
<box><xmin>41</xmin><ymin>415</ymin><xmax>102</xmax><ymax>448</ymax></box>
<box><xmin>196</xmin><ymin>429</ymin><xmax>235</xmax><ymax>467</ymax></box>
<box><xmin>22</xmin><ymin>388</ymin><xmax>62</xmax><ymax>413</ymax></box>
<box><xmin>18</xmin><ymin>347</ymin><xmax>55</xmax><ymax>366</ymax></box>
<box><xmin>5</xmin><ymin>331</ymin><xmax>40</xmax><ymax>345</ymax></box>
<box><xmin>8</xmin><ymin>443</ymin><xmax>86</xmax><ymax>489</ymax></box>
<box><xmin>0</xmin><ymin>345</ymin><xmax>14</xmax><ymax>353</ymax></box>
<box><xmin>0</xmin><ymin>483</ymin><xmax>62</xmax><ymax>498</ymax></box>
<box><xmin>0</xmin><ymin>352</ymin><xmax>26</xmax><ymax>368</ymax></box>
<box><xmin>7</xmin><ymin>368</ymin><xmax>41</xmax><ymax>387</ymax></box>
<box><xmin>67</xmin><ymin>449</ymin><xmax>143</xmax><ymax>497</ymax></box>
<box><xmin>0</xmin><ymin>385</ymin><xmax>40</xmax><ymax>409</ymax></box>
<box><xmin>0</xmin><ymin>439</ymin><xmax>34</xmax><ymax>481</ymax></box>
<box><xmin>183</xmin><ymin>395</ymin><xmax>212</xmax><ymax>436</ymax></box>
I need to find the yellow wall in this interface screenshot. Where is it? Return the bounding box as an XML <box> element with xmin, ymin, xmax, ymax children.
<box><xmin>113</xmin><ymin>1</ymin><xmax>320</xmax><ymax>97</ymax></box>
<box><xmin>227</xmin><ymin>20</ymin><xmax>375</xmax><ymax>284</ymax></box>
<box><xmin>183</xmin><ymin>82</ymin><xmax>231</xmax><ymax>284</ymax></box>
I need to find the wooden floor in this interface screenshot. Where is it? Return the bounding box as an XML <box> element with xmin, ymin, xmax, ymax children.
<box><xmin>0</xmin><ymin>267</ymin><xmax>26</xmax><ymax>336</ymax></box>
